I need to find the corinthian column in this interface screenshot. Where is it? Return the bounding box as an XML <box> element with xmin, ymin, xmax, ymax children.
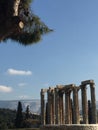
<box><xmin>90</xmin><ymin>83</ymin><xmax>97</xmax><ymax>124</ymax></box>
<box><xmin>59</xmin><ymin>93</ymin><xmax>64</xmax><ymax>124</ymax></box>
<box><xmin>65</xmin><ymin>91</ymin><xmax>71</xmax><ymax>124</ymax></box>
<box><xmin>81</xmin><ymin>85</ymin><xmax>88</xmax><ymax>124</ymax></box>
<box><xmin>55</xmin><ymin>88</ymin><xmax>60</xmax><ymax>124</ymax></box>
<box><xmin>40</xmin><ymin>89</ymin><xmax>45</xmax><ymax>125</ymax></box>
<box><xmin>51</xmin><ymin>90</ymin><xmax>55</xmax><ymax>124</ymax></box>
<box><xmin>73</xmin><ymin>87</ymin><xmax>80</xmax><ymax>124</ymax></box>
<box><xmin>47</xmin><ymin>88</ymin><xmax>52</xmax><ymax>124</ymax></box>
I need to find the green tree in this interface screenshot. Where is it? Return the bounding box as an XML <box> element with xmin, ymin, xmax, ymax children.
<box><xmin>0</xmin><ymin>0</ymin><xmax>52</xmax><ymax>45</ymax></box>
<box><xmin>25</xmin><ymin>105</ymin><xmax>30</xmax><ymax>119</ymax></box>
<box><xmin>15</xmin><ymin>101</ymin><xmax>23</xmax><ymax>128</ymax></box>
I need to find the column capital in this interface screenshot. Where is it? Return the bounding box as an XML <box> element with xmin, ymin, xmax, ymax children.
<box><xmin>81</xmin><ymin>80</ymin><xmax>94</xmax><ymax>85</ymax></box>
<box><xmin>41</xmin><ymin>88</ymin><xmax>48</xmax><ymax>93</ymax></box>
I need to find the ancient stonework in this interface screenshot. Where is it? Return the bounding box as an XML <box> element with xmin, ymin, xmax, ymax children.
<box><xmin>40</xmin><ymin>80</ymin><xmax>97</xmax><ymax>126</ymax></box>
<box><xmin>40</xmin><ymin>124</ymin><xmax>98</xmax><ymax>130</ymax></box>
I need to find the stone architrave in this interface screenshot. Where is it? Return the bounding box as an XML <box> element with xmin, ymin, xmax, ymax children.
<box><xmin>81</xmin><ymin>85</ymin><xmax>88</xmax><ymax>124</ymax></box>
<box><xmin>73</xmin><ymin>87</ymin><xmax>80</xmax><ymax>124</ymax></box>
<box><xmin>90</xmin><ymin>83</ymin><xmax>97</xmax><ymax>124</ymax></box>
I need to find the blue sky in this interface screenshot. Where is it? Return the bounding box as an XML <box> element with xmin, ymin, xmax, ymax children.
<box><xmin>0</xmin><ymin>0</ymin><xmax>98</xmax><ymax>100</ymax></box>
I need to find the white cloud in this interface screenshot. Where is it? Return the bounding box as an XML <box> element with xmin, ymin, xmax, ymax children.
<box><xmin>7</xmin><ymin>68</ymin><xmax>32</xmax><ymax>76</ymax></box>
<box><xmin>18</xmin><ymin>83</ymin><xmax>27</xmax><ymax>87</ymax></box>
<box><xmin>18</xmin><ymin>95</ymin><xmax>29</xmax><ymax>99</ymax></box>
<box><xmin>0</xmin><ymin>85</ymin><xmax>13</xmax><ymax>93</ymax></box>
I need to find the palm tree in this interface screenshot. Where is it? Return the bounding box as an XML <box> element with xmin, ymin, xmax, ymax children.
<box><xmin>0</xmin><ymin>0</ymin><xmax>52</xmax><ymax>45</ymax></box>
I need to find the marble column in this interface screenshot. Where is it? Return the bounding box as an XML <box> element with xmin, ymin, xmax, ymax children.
<box><xmin>45</xmin><ymin>102</ymin><xmax>48</xmax><ymax>124</ymax></box>
<box><xmin>65</xmin><ymin>91</ymin><xmax>71</xmax><ymax>124</ymax></box>
<box><xmin>51</xmin><ymin>90</ymin><xmax>55</xmax><ymax>124</ymax></box>
<box><xmin>69</xmin><ymin>98</ymin><xmax>73</xmax><ymax>124</ymax></box>
<box><xmin>81</xmin><ymin>85</ymin><xmax>88</xmax><ymax>124</ymax></box>
<box><xmin>55</xmin><ymin>88</ymin><xmax>60</xmax><ymax>124</ymax></box>
<box><xmin>88</xmin><ymin>100</ymin><xmax>92</xmax><ymax>124</ymax></box>
<box><xmin>59</xmin><ymin>93</ymin><xmax>64</xmax><ymax>124</ymax></box>
<box><xmin>47</xmin><ymin>88</ymin><xmax>52</xmax><ymax>124</ymax></box>
<box><xmin>90</xmin><ymin>83</ymin><xmax>97</xmax><ymax>124</ymax></box>
<box><xmin>73</xmin><ymin>87</ymin><xmax>80</xmax><ymax>124</ymax></box>
<box><xmin>40</xmin><ymin>89</ymin><xmax>45</xmax><ymax>125</ymax></box>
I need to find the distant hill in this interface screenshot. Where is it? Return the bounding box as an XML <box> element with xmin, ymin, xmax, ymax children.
<box><xmin>0</xmin><ymin>99</ymin><xmax>40</xmax><ymax>114</ymax></box>
<box><xmin>0</xmin><ymin>100</ymin><xmax>98</xmax><ymax>114</ymax></box>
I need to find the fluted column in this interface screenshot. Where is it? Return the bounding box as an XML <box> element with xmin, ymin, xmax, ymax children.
<box><xmin>65</xmin><ymin>91</ymin><xmax>71</xmax><ymax>124</ymax></box>
<box><xmin>90</xmin><ymin>83</ymin><xmax>97</xmax><ymax>124</ymax></box>
<box><xmin>51</xmin><ymin>90</ymin><xmax>55</xmax><ymax>124</ymax></box>
<box><xmin>88</xmin><ymin>100</ymin><xmax>92</xmax><ymax>124</ymax></box>
<box><xmin>59</xmin><ymin>93</ymin><xmax>64</xmax><ymax>124</ymax></box>
<box><xmin>55</xmin><ymin>88</ymin><xmax>60</xmax><ymax>124</ymax></box>
<box><xmin>40</xmin><ymin>89</ymin><xmax>45</xmax><ymax>125</ymax></box>
<box><xmin>69</xmin><ymin>98</ymin><xmax>73</xmax><ymax>124</ymax></box>
<box><xmin>47</xmin><ymin>88</ymin><xmax>52</xmax><ymax>124</ymax></box>
<box><xmin>61</xmin><ymin>94</ymin><xmax>64</xmax><ymax>124</ymax></box>
<box><xmin>81</xmin><ymin>85</ymin><xmax>88</xmax><ymax>124</ymax></box>
<box><xmin>73</xmin><ymin>87</ymin><xmax>80</xmax><ymax>124</ymax></box>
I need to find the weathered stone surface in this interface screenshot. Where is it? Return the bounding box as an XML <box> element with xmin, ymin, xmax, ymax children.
<box><xmin>40</xmin><ymin>124</ymin><xmax>98</xmax><ymax>130</ymax></box>
<box><xmin>40</xmin><ymin>80</ymin><xmax>97</xmax><ymax>125</ymax></box>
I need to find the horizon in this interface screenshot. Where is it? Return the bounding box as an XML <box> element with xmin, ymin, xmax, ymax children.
<box><xmin>0</xmin><ymin>0</ymin><xmax>98</xmax><ymax>100</ymax></box>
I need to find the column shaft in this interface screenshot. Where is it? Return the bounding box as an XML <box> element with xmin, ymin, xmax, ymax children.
<box><xmin>51</xmin><ymin>91</ymin><xmax>55</xmax><ymax>124</ymax></box>
<box><xmin>55</xmin><ymin>88</ymin><xmax>60</xmax><ymax>124</ymax></box>
<box><xmin>73</xmin><ymin>87</ymin><xmax>80</xmax><ymax>124</ymax></box>
<box><xmin>69</xmin><ymin>98</ymin><xmax>73</xmax><ymax>124</ymax></box>
<box><xmin>81</xmin><ymin>86</ymin><xmax>88</xmax><ymax>124</ymax></box>
<box><xmin>40</xmin><ymin>90</ymin><xmax>45</xmax><ymax>125</ymax></box>
<box><xmin>59</xmin><ymin>93</ymin><xmax>64</xmax><ymax>124</ymax></box>
<box><xmin>65</xmin><ymin>92</ymin><xmax>71</xmax><ymax>124</ymax></box>
<box><xmin>90</xmin><ymin>84</ymin><xmax>97</xmax><ymax>124</ymax></box>
<box><xmin>47</xmin><ymin>89</ymin><xmax>52</xmax><ymax>124</ymax></box>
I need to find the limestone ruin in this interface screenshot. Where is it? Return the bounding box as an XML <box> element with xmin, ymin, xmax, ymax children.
<box><xmin>40</xmin><ymin>80</ymin><xmax>97</xmax><ymax>125</ymax></box>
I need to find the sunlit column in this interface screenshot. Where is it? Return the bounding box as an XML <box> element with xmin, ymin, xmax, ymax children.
<box><xmin>81</xmin><ymin>85</ymin><xmax>88</xmax><ymax>124</ymax></box>
<box><xmin>73</xmin><ymin>87</ymin><xmax>80</xmax><ymax>124</ymax></box>
<box><xmin>90</xmin><ymin>82</ymin><xmax>97</xmax><ymax>124</ymax></box>
<box><xmin>47</xmin><ymin>88</ymin><xmax>52</xmax><ymax>124</ymax></box>
<box><xmin>40</xmin><ymin>89</ymin><xmax>45</xmax><ymax>125</ymax></box>
<box><xmin>55</xmin><ymin>88</ymin><xmax>60</xmax><ymax>124</ymax></box>
<box><xmin>59</xmin><ymin>93</ymin><xmax>64</xmax><ymax>124</ymax></box>
<box><xmin>65</xmin><ymin>91</ymin><xmax>71</xmax><ymax>124</ymax></box>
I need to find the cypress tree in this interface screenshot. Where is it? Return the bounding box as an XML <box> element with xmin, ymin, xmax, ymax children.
<box><xmin>15</xmin><ymin>101</ymin><xmax>23</xmax><ymax>128</ymax></box>
<box><xmin>25</xmin><ymin>105</ymin><xmax>30</xmax><ymax>119</ymax></box>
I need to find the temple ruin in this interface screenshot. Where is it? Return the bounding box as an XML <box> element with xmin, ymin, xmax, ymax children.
<box><xmin>40</xmin><ymin>80</ymin><xmax>97</xmax><ymax>125</ymax></box>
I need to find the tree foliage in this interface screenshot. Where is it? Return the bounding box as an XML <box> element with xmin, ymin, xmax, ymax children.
<box><xmin>0</xmin><ymin>108</ymin><xmax>16</xmax><ymax>129</ymax></box>
<box><xmin>0</xmin><ymin>0</ymin><xmax>52</xmax><ymax>45</ymax></box>
<box><xmin>15</xmin><ymin>101</ymin><xmax>23</xmax><ymax>128</ymax></box>
<box><xmin>25</xmin><ymin>105</ymin><xmax>30</xmax><ymax>119</ymax></box>
<box><xmin>0</xmin><ymin>104</ymin><xmax>41</xmax><ymax>129</ymax></box>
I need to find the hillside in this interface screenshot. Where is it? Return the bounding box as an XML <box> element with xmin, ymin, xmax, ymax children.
<box><xmin>0</xmin><ymin>99</ymin><xmax>40</xmax><ymax>114</ymax></box>
<box><xmin>0</xmin><ymin>100</ymin><xmax>98</xmax><ymax>114</ymax></box>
